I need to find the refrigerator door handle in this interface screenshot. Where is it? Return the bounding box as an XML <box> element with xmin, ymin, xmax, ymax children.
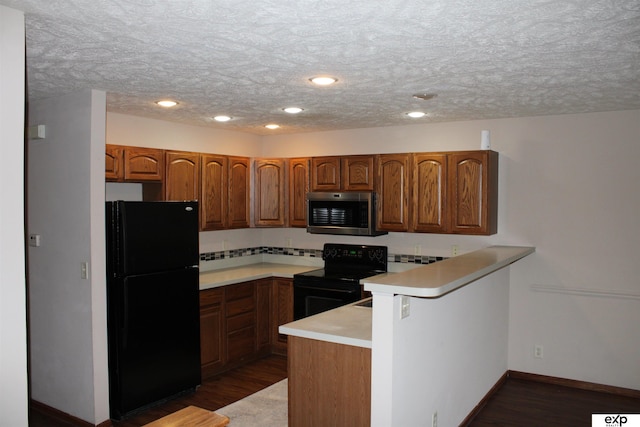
<box><xmin>122</xmin><ymin>288</ymin><xmax>128</xmax><ymax>349</ymax></box>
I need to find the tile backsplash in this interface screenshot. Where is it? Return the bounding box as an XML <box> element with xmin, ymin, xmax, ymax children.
<box><xmin>200</xmin><ymin>246</ymin><xmax>446</xmax><ymax>265</ymax></box>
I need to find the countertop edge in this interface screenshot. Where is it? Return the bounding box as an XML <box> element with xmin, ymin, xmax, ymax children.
<box><xmin>199</xmin><ymin>263</ymin><xmax>318</xmax><ymax>290</ymax></box>
<box><xmin>278</xmin><ymin>324</ymin><xmax>372</xmax><ymax>349</ymax></box>
<box><xmin>363</xmin><ymin>246</ymin><xmax>535</xmax><ymax>297</ymax></box>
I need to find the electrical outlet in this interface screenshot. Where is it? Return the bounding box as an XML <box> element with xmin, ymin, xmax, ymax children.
<box><xmin>29</xmin><ymin>234</ymin><xmax>41</xmax><ymax>247</ymax></box>
<box><xmin>432</xmin><ymin>411</ymin><xmax>438</xmax><ymax>427</ymax></box>
<box><xmin>81</xmin><ymin>262</ymin><xmax>89</xmax><ymax>280</ymax></box>
<box><xmin>451</xmin><ymin>245</ymin><xmax>459</xmax><ymax>256</ymax></box>
<box><xmin>534</xmin><ymin>344</ymin><xmax>544</xmax><ymax>359</ymax></box>
<box><xmin>285</xmin><ymin>238</ymin><xmax>292</xmax><ymax>248</ymax></box>
<box><xmin>414</xmin><ymin>244</ymin><xmax>421</xmax><ymax>255</ymax></box>
<box><xmin>400</xmin><ymin>296</ymin><xmax>410</xmax><ymax>319</ymax></box>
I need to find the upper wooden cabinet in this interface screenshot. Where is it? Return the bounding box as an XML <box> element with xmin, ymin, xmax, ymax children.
<box><xmin>165</xmin><ymin>151</ymin><xmax>200</xmax><ymax>201</ymax></box>
<box><xmin>288</xmin><ymin>158</ymin><xmax>310</xmax><ymax>228</ymax></box>
<box><xmin>341</xmin><ymin>156</ymin><xmax>375</xmax><ymax>191</ymax></box>
<box><xmin>311</xmin><ymin>156</ymin><xmax>340</xmax><ymax>190</ymax></box>
<box><xmin>378</xmin><ymin>150</ymin><xmax>498</xmax><ymax>235</ymax></box>
<box><xmin>124</xmin><ymin>147</ymin><xmax>164</xmax><ymax>182</ymax></box>
<box><xmin>106</xmin><ymin>145</ymin><xmax>163</xmax><ymax>182</ymax></box>
<box><xmin>411</xmin><ymin>153</ymin><xmax>447</xmax><ymax>233</ymax></box>
<box><xmin>228</xmin><ymin>157</ymin><xmax>250</xmax><ymax>229</ymax></box>
<box><xmin>311</xmin><ymin>155</ymin><xmax>375</xmax><ymax>191</ymax></box>
<box><xmin>448</xmin><ymin>150</ymin><xmax>498</xmax><ymax>235</ymax></box>
<box><xmin>376</xmin><ymin>154</ymin><xmax>410</xmax><ymax>232</ymax></box>
<box><xmin>105</xmin><ymin>145</ymin><xmax>124</xmax><ymax>181</ymax></box>
<box><xmin>200</xmin><ymin>154</ymin><xmax>228</xmax><ymax>231</ymax></box>
<box><xmin>254</xmin><ymin>159</ymin><xmax>286</xmax><ymax>227</ymax></box>
<box><xmin>106</xmin><ymin>143</ymin><xmax>497</xmax><ymax>235</ymax></box>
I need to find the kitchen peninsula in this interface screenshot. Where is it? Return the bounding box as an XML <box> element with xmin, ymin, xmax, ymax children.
<box><xmin>280</xmin><ymin>245</ymin><xmax>535</xmax><ymax>427</ymax></box>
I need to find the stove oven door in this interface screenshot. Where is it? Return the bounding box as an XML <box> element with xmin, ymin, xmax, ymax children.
<box><xmin>293</xmin><ymin>279</ymin><xmax>362</xmax><ymax>320</ymax></box>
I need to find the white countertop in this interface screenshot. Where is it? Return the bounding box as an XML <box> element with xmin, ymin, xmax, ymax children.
<box><xmin>280</xmin><ymin>245</ymin><xmax>535</xmax><ymax>347</ymax></box>
<box><xmin>279</xmin><ymin>300</ymin><xmax>373</xmax><ymax>348</ymax></box>
<box><xmin>363</xmin><ymin>245</ymin><xmax>535</xmax><ymax>297</ymax></box>
<box><xmin>199</xmin><ymin>263</ymin><xmax>317</xmax><ymax>290</ymax></box>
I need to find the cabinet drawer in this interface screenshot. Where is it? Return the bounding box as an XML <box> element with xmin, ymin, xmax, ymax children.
<box><xmin>227</xmin><ymin>327</ymin><xmax>256</xmax><ymax>361</ymax></box>
<box><xmin>226</xmin><ymin>296</ymin><xmax>255</xmax><ymax>317</ymax></box>
<box><xmin>227</xmin><ymin>312</ymin><xmax>255</xmax><ymax>332</ymax></box>
<box><xmin>225</xmin><ymin>282</ymin><xmax>255</xmax><ymax>301</ymax></box>
<box><xmin>200</xmin><ymin>288</ymin><xmax>223</xmax><ymax>308</ymax></box>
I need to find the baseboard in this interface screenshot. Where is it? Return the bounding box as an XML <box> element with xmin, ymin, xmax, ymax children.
<box><xmin>507</xmin><ymin>370</ymin><xmax>640</xmax><ymax>399</ymax></box>
<box><xmin>459</xmin><ymin>371</ymin><xmax>508</xmax><ymax>426</ymax></box>
<box><xmin>459</xmin><ymin>370</ymin><xmax>640</xmax><ymax>426</ymax></box>
<box><xmin>30</xmin><ymin>399</ymin><xmax>112</xmax><ymax>427</ymax></box>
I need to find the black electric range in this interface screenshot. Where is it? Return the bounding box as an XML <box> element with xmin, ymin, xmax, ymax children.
<box><xmin>293</xmin><ymin>243</ymin><xmax>387</xmax><ymax>319</ymax></box>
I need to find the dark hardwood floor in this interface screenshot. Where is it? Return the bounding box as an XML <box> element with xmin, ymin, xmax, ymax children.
<box><xmin>466</xmin><ymin>377</ymin><xmax>640</xmax><ymax>426</ymax></box>
<box><xmin>29</xmin><ymin>354</ymin><xmax>288</xmax><ymax>427</ymax></box>
<box><xmin>31</xmin><ymin>358</ymin><xmax>640</xmax><ymax>427</ymax></box>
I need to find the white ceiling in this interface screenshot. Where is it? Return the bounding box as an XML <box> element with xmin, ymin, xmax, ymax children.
<box><xmin>2</xmin><ymin>0</ymin><xmax>639</xmax><ymax>135</ymax></box>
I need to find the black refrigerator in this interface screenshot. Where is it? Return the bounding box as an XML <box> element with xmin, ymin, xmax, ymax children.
<box><xmin>106</xmin><ymin>201</ymin><xmax>201</xmax><ymax>420</ymax></box>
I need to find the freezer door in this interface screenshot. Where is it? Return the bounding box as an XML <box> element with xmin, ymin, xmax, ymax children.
<box><xmin>108</xmin><ymin>201</ymin><xmax>199</xmax><ymax>276</ymax></box>
<box><xmin>108</xmin><ymin>268</ymin><xmax>201</xmax><ymax>418</ymax></box>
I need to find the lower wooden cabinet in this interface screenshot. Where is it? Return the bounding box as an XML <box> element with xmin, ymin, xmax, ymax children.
<box><xmin>271</xmin><ymin>278</ymin><xmax>293</xmax><ymax>356</ymax></box>
<box><xmin>199</xmin><ymin>288</ymin><xmax>225</xmax><ymax>379</ymax></box>
<box><xmin>199</xmin><ymin>277</ymin><xmax>293</xmax><ymax>379</ymax></box>
<box><xmin>288</xmin><ymin>336</ymin><xmax>371</xmax><ymax>426</ymax></box>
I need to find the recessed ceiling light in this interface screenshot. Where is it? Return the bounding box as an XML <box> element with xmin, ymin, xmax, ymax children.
<box><xmin>310</xmin><ymin>76</ymin><xmax>337</xmax><ymax>86</ymax></box>
<box><xmin>265</xmin><ymin>124</ymin><xmax>280</xmax><ymax>130</ymax></box>
<box><xmin>156</xmin><ymin>100</ymin><xmax>178</xmax><ymax>108</ymax></box>
<box><xmin>407</xmin><ymin>111</ymin><xmax>426</xmax><ymax>118</ymax></box>
<box><xmin>213</xmin><ymin>115</ymin><xmax>232</xmax><ymax>122</ymax></box>
<box><xmin>283</xmin><ymin>107</ymin><xmax>303</xmax><ymax>114</ymax></box>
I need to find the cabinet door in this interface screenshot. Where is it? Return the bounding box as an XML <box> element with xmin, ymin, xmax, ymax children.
<box><xmin>228</xmin><ymin>157</ymin><xmax>250</xmax><ymax>229</ymax></box>
<box><xmin>411</xmin><ymin>153</ymin><xmax>448</xmax><ymax>233</ymax></box>
<box><xmin>341</xmin><ymin>155</ymin><xmax>375</xmax><ymax>191</ymax></box>
<box><xmin>165</xmin><ymin>151</ymin><xmax>200</xmax><ymax>201</ymax></box>
<box><xmin>200</xmin><ymin>154</ymin><xmax>228</xmax><ymax>231</ymax></box>
<box><xmin>105</xmin><ymin>145</ymin><xmax>124</xmax><ymax>182</ymax></box>
<box><xmin>124</xmin><ymin>147</ymin><xmax>164</xmax><ymax>182</ymax></box>
<box><xmin>448</xmin><ymin>150</ymin><xmax>498</xmax><ymax>235</ymax></box>
<box><xmin>288</xmin><ymin>158</ymin><xmax>309</xmax><ymax>228</ymax></box>
<box><xmin>200</xmin><ymin>288</ymin><xmax>225</xmax><ymax>379</ymax></box>
<box><xmin>271</xmin><ymin>278</ymin><xmax>293</xmax><ymax>356</ymax></box>
<box><xmin>311</xmin><ymin>157</ymin><xmax>341</xmax><ymax>191</ymax></box>
<box><xmin>254</xmin><ymin>159</ymin><xmax>286</xmax><ymax>227</ymax></box>
<box><xmin>376</xmin><ymin>154</ymin><xmax>410</xmax><ymax>232</ymax></box>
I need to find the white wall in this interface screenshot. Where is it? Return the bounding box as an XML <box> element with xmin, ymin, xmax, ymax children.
<box><xmin>107</xmin><ymin>112</ymin><xmax>263</xmax><ymax>156</ymax></box>
<box><xmin>372</xmin><ymin>268</ymin><xmax>510</xmax><ymax>427</ymax></box>
<box><xmin>28</xmin><ymin>90</ymin><xmax>109</xmax><ymax>424</ymax></box>
<box><xmin>106</xmin><ymin>110</ymin><xmax>640</xmax><ymax>392</ymax></box>
<box><xmin>0</xmin><ymin>5</ymin><xmax>28</xmax><ymax>426</ymax></box>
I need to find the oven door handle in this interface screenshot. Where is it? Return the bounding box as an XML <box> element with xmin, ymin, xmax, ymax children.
<box><xmin>294</xmin><ymin>284</ymin><xmax>359</xmax><ymax>294</ymax></box>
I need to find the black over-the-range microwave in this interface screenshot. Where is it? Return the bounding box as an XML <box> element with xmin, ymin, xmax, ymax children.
<box><xmin>306</xmin><ymin>191</ymin><xmax>387</xmax><ymax>236</ymax></box>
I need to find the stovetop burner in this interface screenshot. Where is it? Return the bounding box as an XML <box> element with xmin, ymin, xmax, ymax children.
<box><xmin>294</xmin><ymin>243</ymin><xmax>388</xmax><ymax>284</ymax></box>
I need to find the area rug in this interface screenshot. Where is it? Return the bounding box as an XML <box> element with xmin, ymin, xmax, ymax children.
<box><xmin>216</xmin><ymin>379</ymin><xmax>288</xmax><ymax>426</ymax></box>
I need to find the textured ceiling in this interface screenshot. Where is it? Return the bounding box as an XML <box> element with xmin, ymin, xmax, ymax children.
<box><xmin>2</xmin><ymin>0</ymin><xmax>639</xmax><ymax>135</ymax></box>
